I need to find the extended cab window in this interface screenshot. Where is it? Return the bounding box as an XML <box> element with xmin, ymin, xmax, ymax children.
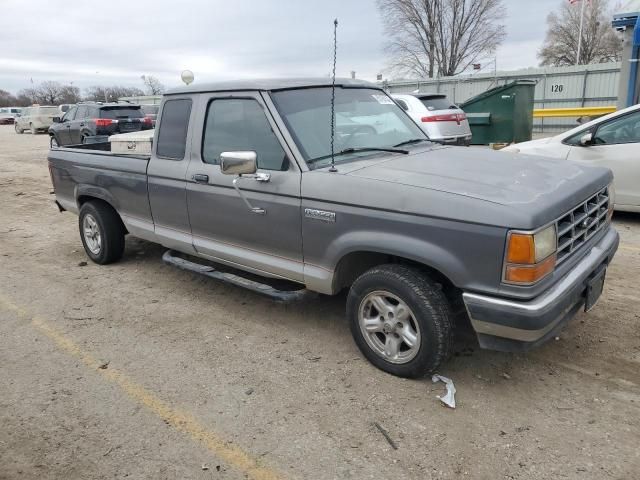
<box><xmin>202</xmin><ymin>99</ymin><xmax>288</xmax><ymax>171</ymax></box>
<box><xmin>156</xmin><ymin>99</ymin><xmax>192</xmax><ymax>160</ymax></box>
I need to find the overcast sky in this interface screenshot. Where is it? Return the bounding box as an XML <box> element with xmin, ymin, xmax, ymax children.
<box><xmin>1</xmin><ymin>0</ymin><xmax>573</xmax><ymax>94</ymax></box>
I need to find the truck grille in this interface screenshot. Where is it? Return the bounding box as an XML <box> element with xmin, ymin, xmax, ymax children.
<box><xmin>556</xmin><ymin>187</ymin><xmax>610</xmax><ymax>264</ymax></box>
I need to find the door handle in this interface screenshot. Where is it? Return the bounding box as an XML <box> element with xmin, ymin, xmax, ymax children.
<box><xmin>192</xmin><ymin>173</ymin><xmax>209</xmax><ymax>184</ymax></box>
<box><xmin>80</xmin><ymin>123</ymin><xmax>85</xmax><ymax>127</ymax></box>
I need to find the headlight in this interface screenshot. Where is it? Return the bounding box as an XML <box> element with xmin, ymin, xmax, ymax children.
<box><xmin>503</xmin><ymin>224</ymin><xmax>557</xmax><ymax>285</ymax></box>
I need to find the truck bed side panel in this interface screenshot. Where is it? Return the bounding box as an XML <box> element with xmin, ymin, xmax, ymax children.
<box><xmin>49</xmin><ymin>149</ymin><xmax>153</xmax><ymax>235</ymax></box>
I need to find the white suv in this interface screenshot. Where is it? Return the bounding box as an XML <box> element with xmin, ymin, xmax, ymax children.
<box><xmin>15</xmin><ymin>106</ymin><xmax>60</xmax><ymax>134</ymax></box>
<box><xmin>392</xmin><ymin>94</ymin><xmax>472</xmax><ymax>145</ymax></box>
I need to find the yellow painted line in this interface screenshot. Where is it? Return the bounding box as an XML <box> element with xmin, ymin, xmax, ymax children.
<box><xmin>0</xmin><ymin>294</ymin><xmax>283</xmax><ymax>480</ymax></box>
<box><xmin>533</xmin><ymin>106</ymin><xmax>616</xmax><ymax>118</ymax></box>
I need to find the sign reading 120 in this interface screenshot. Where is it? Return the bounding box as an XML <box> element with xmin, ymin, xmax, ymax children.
<box><xmin>551</xmin><ymin>84</ymin><xmax>564</xmax><ymax>93</ymax></box>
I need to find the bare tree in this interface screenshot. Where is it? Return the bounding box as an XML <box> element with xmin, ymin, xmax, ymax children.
<box><xmin>0</xmin><ymin>89</ymin><xmax>19</xmax><ymax>108</ymax></box>
<box><xmin>538</xmin><ymin>0</ymin><xmax>622</xmax><ymax>66</ymax></box>
<box><xmin>36</xmin><ymin>81</ymin><xmax>67</xmax><ymax>104</ymax></box>
<box><xmin>141</xmin><ymin>75</ymin><xmax>165</xmax><ymax>95</ymax></box>
<box><xmin>58</xmin><ymin>85</ymin><xmax>81</xmax><ymax>104</ymax></box>
<box><xmin>16</xmin><ymin>88</ymin><xmax>38</xmax><ymax>106</ymax></box>
<box><xmin>378</xmin><ymin>0</ymin><xmax>506</xmax><ymax>78</ymax></box>
<box><xmin>15</xmin><ymin>81</ymin><xmax>80</xmax><ymax>105</ymax></box>
<box><xmin>84</xmin><ymin>85</ymin><xmax>145</xmax><ymax>102</ymax></box>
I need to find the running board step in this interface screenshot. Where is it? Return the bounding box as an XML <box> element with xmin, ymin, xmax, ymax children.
<box><xmin>162</xmin><ymin>250</ymin><xmax>314</xmax><ymax>303</ymax></box>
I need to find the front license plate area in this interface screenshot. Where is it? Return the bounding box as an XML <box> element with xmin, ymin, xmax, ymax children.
<box><xmin>585</xmin><ymin>266</ymin><xmax>606</xmax><ymax>312</ymax></box>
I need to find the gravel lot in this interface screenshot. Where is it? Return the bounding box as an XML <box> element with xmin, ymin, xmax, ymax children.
<box><xmin>1</xmin><ymin>124</ymin><xmax>639</xmax><ymax>479</ymax></box>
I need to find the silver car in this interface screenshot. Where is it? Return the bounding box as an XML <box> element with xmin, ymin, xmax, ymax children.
<box><xmin>392</xmin><ymin>93</ymin><xmax>472</xmax><ymax>145</ymax></box>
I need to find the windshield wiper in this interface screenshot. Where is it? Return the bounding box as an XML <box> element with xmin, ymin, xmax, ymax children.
<box><xmin>394</xmin><ymin>137</ymin><xmax>446</xmax><ymax>147</ymax></box>
<box><xmin>307</xmin><ymin>147</ymin><xmax>409</xmax><ymax>165</ymax></box>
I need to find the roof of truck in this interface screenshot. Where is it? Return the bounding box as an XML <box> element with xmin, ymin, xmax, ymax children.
<box><xmin>166</xmin><ymin>77</ymin><xmax>376</xmax><ymax>95</ymax></box>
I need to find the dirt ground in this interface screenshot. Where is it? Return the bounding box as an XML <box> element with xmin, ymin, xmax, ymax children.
<box><xmin>0</xmin><ymin>124</ymin><xmax>639</xmax><ymax>480</ymax></box>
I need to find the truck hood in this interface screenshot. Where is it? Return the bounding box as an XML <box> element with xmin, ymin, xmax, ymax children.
<box><xmin>334</xmin><ymin>146</ymin><xmax>611</xmax><ymax>227</ymax></box>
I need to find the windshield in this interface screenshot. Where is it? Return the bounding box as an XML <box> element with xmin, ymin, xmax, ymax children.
<box><xmin>270</xmin><ymin>87</ymin><xmax>427</xmax><ymax>169</ymax></box>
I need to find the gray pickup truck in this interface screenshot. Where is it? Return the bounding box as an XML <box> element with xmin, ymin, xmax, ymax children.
<box><xmin>48</xmin><ymin>78</ymin><xmax>619</xmax><ymax>377</ymax></box>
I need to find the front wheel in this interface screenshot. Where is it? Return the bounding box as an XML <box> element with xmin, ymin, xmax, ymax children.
<box><xmin>79</xmin><ymin>201</ymin><xmax>125</xmax><ymax>264</ymax></box>
<box><xmin>50</xmin><ymin>135</ymin><xmax>59</xmax><ymax>148</ymax></box>
<box><xmin>347</xmin><ymin>264</ymin><xmax>453</xmax><ymax>378</ymax></box>
<box><xmin>15</xmin><ymin>123</ymin><xmax>23</xmax><ymax>134</ymax></box>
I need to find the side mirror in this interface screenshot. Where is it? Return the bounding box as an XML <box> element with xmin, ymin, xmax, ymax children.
<box><xmin>579</xmin><ymin>132</ymin><xmax>593</xmax><ymax>146</ymax></box>
<box><xmin>220</xmin><ymin>151</ymin><xmax>257</xmax><ymax>175</ymax></box>
<box><xmin>220</xmin><ymin>151</ymin><xmax>268</xmax><ymax>215</ymax></box>
<box><xmin>52</xmin><ymin>116</ymin><xmax>61</xmax><ymax>123</ymax></box>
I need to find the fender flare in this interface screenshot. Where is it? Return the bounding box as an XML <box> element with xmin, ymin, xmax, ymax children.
<box><xmin>327</xmin><ymin>230</ymin><xmax>469</xmax><ymax>288</ymax></box>
<box><xmin>74</xmin><ymin>184</ymin><xmax>119</xmax><ymax>212</ymax></box>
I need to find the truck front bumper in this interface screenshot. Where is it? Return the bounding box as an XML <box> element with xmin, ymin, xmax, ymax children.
<box><xmin>462</xmin><ymin>227</ymin><xmax>619</xmax><ymax>352</ymax></box>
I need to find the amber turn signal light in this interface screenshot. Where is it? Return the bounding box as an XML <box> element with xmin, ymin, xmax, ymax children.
<box><xmin>505</xmin><ymin>255</ymin><xmax>556</xmax><ymax>284</ymax></box>
<box><xmin>506</xmin><ymin>233</ymin><xmax>535</xmax><ymax>264</ymax></box>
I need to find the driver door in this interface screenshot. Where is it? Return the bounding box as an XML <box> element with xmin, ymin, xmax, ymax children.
<box><xmin>185</xmin><ymin>91</ymin><xmax>304</xmax><ymax>282</ymax></box>
<box><xmin>567</xmin><ymin>109</ymin><xmax>640</xmax><ymax>208</ymax></box>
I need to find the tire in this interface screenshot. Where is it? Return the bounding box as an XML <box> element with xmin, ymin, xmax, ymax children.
<box><xmin>50</xmin><ymin>135</ymin><xmax>59</xmax><ymax>148</ymax></box>
<box><xmin>78</xmin><ymin>201</ymin><xmax>125</xmax><ymax>265</ymax></box>
<box><xmin>347</xmin><ymin>264</ymin><xmax>453</xmax><ymax>378</ymax></box>
<box><xmin>30</xmin><ymin>124</ymin><xmax>38</xmax><ymax>135</ymax></box>
<box><xmin>15</xmin><ymin>123</ymin><xmax>23</xmax><ymax>134</ymax></box>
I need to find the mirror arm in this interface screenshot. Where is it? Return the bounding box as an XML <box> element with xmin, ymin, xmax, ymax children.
<box><xmin>232</xmin><ymin>176</ymin><xmax>266</xmax><ymax>215</ymax></box>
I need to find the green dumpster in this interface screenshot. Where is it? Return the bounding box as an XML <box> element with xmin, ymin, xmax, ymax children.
<box><xmin>460</xmin><ymin>80</ymin><xmax>536</xmax><ymax>145</ymax></box>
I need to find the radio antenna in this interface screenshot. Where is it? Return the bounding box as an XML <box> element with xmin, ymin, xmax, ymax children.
<box><xmin>329</xmin><ymin>18</ymin><xmax>338</xmax><ymax>173</ymax></box>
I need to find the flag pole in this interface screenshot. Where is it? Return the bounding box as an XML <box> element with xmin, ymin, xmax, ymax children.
<box><xmin>576</xmin><ymin>0</ymin><xmax>586</xmax><ymax>65</ymax></box>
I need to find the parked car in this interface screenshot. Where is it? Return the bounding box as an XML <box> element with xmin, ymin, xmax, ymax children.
<box><xmin>502</xmin><ymin>104</ymin><xmax>640</xmax><ymax>213</ymax></box>
<box><xmin>48</xmin><ymin>102</ymin><xmax>153</xmax><ymax>147</ymax></box>
<box><xmin>140</xmin><ymin>104</ymin><xmax>159</xmax><ymax>127</ymax></box>
<box><xmin>48</xmin><ymin>78</ymin><xmax>618</xmax><ymax>378</ymax></box>
<box><xmin>0</xmin><ymin>107</ymin><xmax>22</xmax><ymax>124</ymax></box>
<box><xmin>392</xmin><ymin>93</ymin><xmax>472</xmax><ymax>145</ymax></box>
<box><xmin>15</xmin><ymin>106</ymin><xmax>59</xmax><ymax>134</ymax></box>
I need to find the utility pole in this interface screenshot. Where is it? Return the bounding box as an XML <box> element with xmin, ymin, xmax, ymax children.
<box><xmin>576</xmin><ymin>0</ymin><xmax>587</xmax><ymax>65</ymax></box>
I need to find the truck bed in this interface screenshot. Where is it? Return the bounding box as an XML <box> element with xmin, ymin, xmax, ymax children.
<box><xmin>48</xmin><ymin>144</ymin><xmax>152</xmax><ymax>231</ymax></box>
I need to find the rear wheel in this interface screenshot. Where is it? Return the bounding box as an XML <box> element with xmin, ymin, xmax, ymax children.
<box><xmin>78</xmin><ymin>201</ymin><xmax>125</xmax><ymax>265</ymax></box>
<box><xmin>347</xmin><ymin>264</ymin><xmax>453</xmax><ymax>378</ymax></box>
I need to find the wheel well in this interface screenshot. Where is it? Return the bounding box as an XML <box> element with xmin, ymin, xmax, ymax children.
<box><xmin>333</xmin><ymin>251</ymin><xmax>457</xmax><ymax>295</ymax></box>
<box><xmin>77</xmin><ymin>196</ymin><xmax>128</xmax><ymax>234</ymax></box>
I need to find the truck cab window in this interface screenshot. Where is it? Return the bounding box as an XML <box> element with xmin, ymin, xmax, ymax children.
<box><xmin>156</xmin><ymin>99</ymin><xmax>192</xmax><ymax>160</ymax></box>
<box><xmin>202</xmin><ymin>98</ymin><xmax>288</xmax><ymax>171</ymax></box>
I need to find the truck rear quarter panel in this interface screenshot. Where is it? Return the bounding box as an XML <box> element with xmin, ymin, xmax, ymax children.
<box><xmin>49</xmin><ymin>149</ymin><xmax>152</xmax><ymax>228</ymax></box>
